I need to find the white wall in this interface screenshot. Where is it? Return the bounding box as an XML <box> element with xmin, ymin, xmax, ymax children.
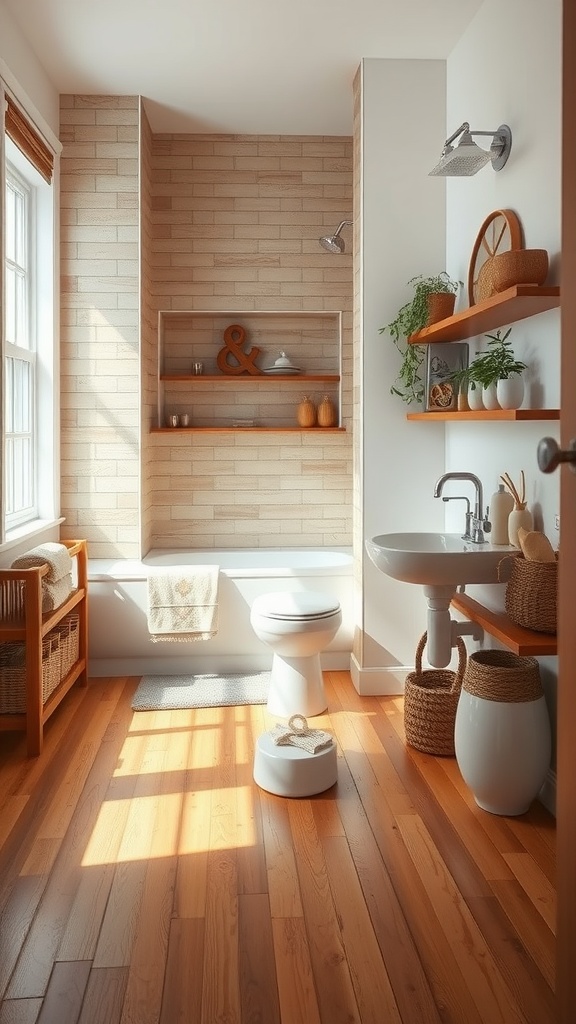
<box><xmin>0</xmin><ymin>0</ymin><xmax>59</xmax><ymax>133</ymax></box>
<box><xmin>358</xmin><ymin>58</ymin><xmax>448</xmax><ymax>682</ymax></box>
<box><xmin>445</xmin><ymin>0</ymin><xmax>561</xmax><ymax>570</ymax></box>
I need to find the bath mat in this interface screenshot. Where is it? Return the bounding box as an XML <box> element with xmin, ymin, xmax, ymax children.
<box><xmin>131</xmin><ymin>671</ymin><xmax>270</xmax><ymax>711</ymax></box>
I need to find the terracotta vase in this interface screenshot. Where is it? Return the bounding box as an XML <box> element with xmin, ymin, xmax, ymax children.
<box><xmin>317</xmin><ymin>395</ymin><xmax>337</xmax><ymax>427</ymax></box>
<box><xmin>297</xmin><ymin>396</ymin><xmax>316</xmax><ymax>428</ymax></box>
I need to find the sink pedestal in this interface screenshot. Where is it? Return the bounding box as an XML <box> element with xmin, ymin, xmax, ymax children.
<box><xmin>423</xmin><ymin>586</ymin><xmax>483</xmax><ymax>667</ymax></box>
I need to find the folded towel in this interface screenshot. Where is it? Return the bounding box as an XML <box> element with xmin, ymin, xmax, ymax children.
<box><xmin>270</xmin><ymin>713</ymin><xmax>334</xmax><ymax>755</ymax></box>
<box><xmin>147</xmin><ymin>567</ymin><xmax>219</xmax><ymax>642</ymax></box>
<box><xmin>41</xmin><ymin>574</ymin><xmax>73</xmax><ymax>613</ymax></box>
<box><xmin>11</xmin><ymin>542</ymin><xmax>73</xmax><ymax>583</ymax></box>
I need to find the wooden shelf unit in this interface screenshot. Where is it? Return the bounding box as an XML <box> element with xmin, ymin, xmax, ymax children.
<box><xmin>160</xmin><ymin>373</ymin><xmax>340</xmax><ymax>384</ymax></box>
<box><xmin>451</xmin><ymin>593</ymin><xmax>557</xmax><ymax>656</ymax></box>
<box><xmin>152</xmin><ymin>426</ymin><xmax>346</xmax><ymax>434</ymax></box>
<box><xmin>0</xmin><ymin>539</ymin><xmax>88</xmax><ymax>756</ymax></box>
<box><xmin>407</xmin><ymin>285</ymin><xmax>560</xmax><ymax>345</ymax></box>
<box><xmin>407</xmin><ymin>408</ymin><xmax>560</xmax><ymax>422</ymax></box>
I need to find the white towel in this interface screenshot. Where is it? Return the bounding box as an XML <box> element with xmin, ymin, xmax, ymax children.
<box><xmin>270</xmin><ymin>714</ymin><xmax>334</xmax><ymax>755</ymax></box>
<box><xmin>42</xmin><ymin>574</ymin><xmax>74</xmax><ymax>613</ymax></box>
<box><xmin>147</xmin><ymin>567</ymin><xmax>219</xmax><ymax>642</ymax></box>
<box><xmin>11</xmin><ymin>542</ymin><xmax>73</xmax><ymax>583</ymax></box>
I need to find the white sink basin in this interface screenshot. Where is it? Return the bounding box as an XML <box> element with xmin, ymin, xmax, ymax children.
<box><xmin>366</xmin><ymin>532</ymin><xmax>516</xmax><ymax>587</ymax></box>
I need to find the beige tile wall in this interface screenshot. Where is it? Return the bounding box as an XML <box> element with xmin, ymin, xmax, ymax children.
<box><xmin>60</xmin><ymin>98</ymin><xmax>354</xmax><ymax>556</ymax></box>
<box><xmin>60</xmin><ymin>95</ymin><xmax>141</xmax><ymax>558</ymax></box>
<box><xmin>148</xmin><ymin>133</ymin><xmax>354</xmax><ymax>549</ymax></box>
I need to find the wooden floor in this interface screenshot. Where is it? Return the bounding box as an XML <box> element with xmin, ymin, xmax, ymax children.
<box><xmin>0</xmin><ymin>672</ymin><xmax>556</xmax><ymax>1024</ymax></box>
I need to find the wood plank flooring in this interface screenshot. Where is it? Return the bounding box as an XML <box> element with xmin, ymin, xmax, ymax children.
<box><xmin>0</xmin><ymin>672</ymin><xmax>556</xmax><ymax>1024</ymax></box>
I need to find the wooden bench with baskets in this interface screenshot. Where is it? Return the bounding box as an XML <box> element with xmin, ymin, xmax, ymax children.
<box><xmin>0</xmin><ymin>539</ymin><xmax>88</xmax><ymax>756</ymax></box>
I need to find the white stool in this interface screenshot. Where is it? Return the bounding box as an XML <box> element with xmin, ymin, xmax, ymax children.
<box><xmin>253</xmin><ymin>732</ymin><xmax>338</xmax><ymax>798</ymax></box>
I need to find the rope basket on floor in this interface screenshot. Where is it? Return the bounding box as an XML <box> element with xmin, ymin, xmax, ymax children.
<box><xmin>462</xmin><ymin>649</ymin><xmax>543</xmax><ymax>702</ymax></box>
<box><xmin>500</xmin><ymin>553</ymin><xmax>558</xmax><ymax>635</ymax></box>
<box><xmin>404</xmin><ymin>633</ymin><xmax>467</xmax><ymax>756</ymax></box>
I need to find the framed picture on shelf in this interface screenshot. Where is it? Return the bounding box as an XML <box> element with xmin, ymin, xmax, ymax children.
<box><xmin>425</xmin><ymin>343</ymin><xmax>468</xmax><ymax>412</ymax></box>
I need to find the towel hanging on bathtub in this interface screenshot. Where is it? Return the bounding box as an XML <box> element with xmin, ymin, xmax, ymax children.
<box><xmin>147</xmin><ymin>566</ymin><xmax>220</xmax><ymax>642</ymax></box>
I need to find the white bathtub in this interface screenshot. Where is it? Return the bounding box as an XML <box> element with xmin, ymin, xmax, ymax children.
<box><xmin>88</xmin><ymin>548</ymin><xmax>354</xmax><ymax>676</ymax></box>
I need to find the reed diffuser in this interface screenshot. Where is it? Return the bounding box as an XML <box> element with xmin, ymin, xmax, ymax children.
<box><xmin>500</xmin><ymin>471</ymin><xmax>533</xmax><ymax>548</ymax></box>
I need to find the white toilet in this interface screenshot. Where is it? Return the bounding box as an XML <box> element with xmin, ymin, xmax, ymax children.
<box><xmin>250</xmin><ymin>591</ymin><xmax>342</xmax><ymax>717</ymax></box>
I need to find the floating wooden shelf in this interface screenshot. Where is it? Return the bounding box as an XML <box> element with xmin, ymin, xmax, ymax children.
<box><xmin>407</xmin><ymin>285</ymin><xmax>560</xmax><ymax>345</ymax></box>
<box><xmin>151</xmin><ymin>426</ymin><xmax>346</xmax><ymax>434</ymax></box>
<box><xmin>451</xmin><ymin>593</ymin><xmax>557</xmax><ymax>656</ymax></box>
<box><xmin>407</xmin><ymin>409</ymin><xmax>560</xmax><ymax>422</ymax></box>
<box><xmin>160</xmin><ymin>373</ymin><xmax>340</xmax><ymax>383</ymax></box>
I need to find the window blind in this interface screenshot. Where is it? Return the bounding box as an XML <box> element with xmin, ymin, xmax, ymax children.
<box><xmin>4</xmin><ymin>95</ymin><xmax>53</xmax><ymax>184</ymax></box>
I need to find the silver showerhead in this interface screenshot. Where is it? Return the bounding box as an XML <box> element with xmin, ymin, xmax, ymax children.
<box><xmin>429</xmin><ymin>123</ymin><xmax>512</xmax><ymax>177</ymax></box>
<box><xmin>319</xmin><ymin>220</ymin><xmax>352</xmax><ymax>253</ymax></box>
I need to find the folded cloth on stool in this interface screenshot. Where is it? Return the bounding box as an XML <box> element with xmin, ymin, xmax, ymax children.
<box><xmin>270</xmin><ymin>713</ymin><xmax>333</xmax><ymax>755</ymax></box>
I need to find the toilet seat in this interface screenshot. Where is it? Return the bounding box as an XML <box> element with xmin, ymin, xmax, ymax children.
<box><xmin>253</xmin><ymin>591</ymin><xmax>340</xmax><ymax>622</ymax></box>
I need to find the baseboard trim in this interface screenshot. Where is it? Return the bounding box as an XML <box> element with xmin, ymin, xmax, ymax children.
<box><xmin>89</xmin><ymin>650</ymin><xmax>350</xmax><ymax>678</ymax></box>
<box><xmin>349</xmin><ymin>654</ymin><xmax>408</xmax><ymax>695</ymax></box>
<box><xmin>539</xmin><ymin>767</ymin><xmax>557</xmax><ymax>817</ymax></box>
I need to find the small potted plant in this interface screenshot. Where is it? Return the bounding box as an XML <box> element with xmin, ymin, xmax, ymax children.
<box><xmin>449</xmin><ymin>328</ymin><xmax>527</xmax><ymax>411</ymax></box>
<box><xmin>380</xmin><ymin>272</ymin><xmax>460</xmax><ymax>405</ymax></box>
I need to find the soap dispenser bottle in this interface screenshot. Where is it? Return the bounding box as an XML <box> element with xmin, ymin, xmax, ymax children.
<box><xmin>490</xmin><ymin>483</ymin><xmax>514</xmax><ymax>545</ymax></box>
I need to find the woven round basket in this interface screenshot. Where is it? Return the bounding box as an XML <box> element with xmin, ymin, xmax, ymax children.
<box><xmin>491</xmin><ymin>248</ymin><xmax>549</xmax><ymax>293</ymax></box>
<box><xmin>463</xmin><ymin>649</ymin><xmax>542</xmax><ymax>703</ymax></box>
<box><xmin>500</xmin><ymin>553</ymin><xmax>558</xmax><ymax>634</ymax></box>
<box><xmin>403</xmin><ymin>633</ymin><xmax>466</xmax><ymax>756</ymax></box>
<box><xmin>426</xmin><ymin>292</ymin><xmax>456</xmax><ymax>326</ymax></box>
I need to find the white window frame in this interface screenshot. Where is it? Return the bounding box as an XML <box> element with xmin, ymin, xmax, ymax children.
<box><xmin>5</xmin><ymin>161</ymin><xmax>36</xmax><ymax>528</ymax></box>
<box><xmin>1</xmin><ymin>75</ymin><xmax>61</xmax><ymax>552</ymax></box>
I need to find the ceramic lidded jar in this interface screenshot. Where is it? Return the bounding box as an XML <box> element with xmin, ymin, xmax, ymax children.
<box><xmin>317</xmin><ymin>394</ymin><xmax>337</xmax><ymax>427</ymax></box>
<box><xmin>297</xmin><ymin>396</ymin><xmax>316</xmax><ymax>428</ymax></box>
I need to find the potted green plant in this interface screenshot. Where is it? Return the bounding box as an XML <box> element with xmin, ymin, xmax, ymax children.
<box><xmin>380</xmin><ymin>272</ymin><xmax>460</xmax><ymax>405</ymax></box>
<box><xmin>448</xmin><ymin>328</ymin><xmax>527</xmax><ymax>411</ymax></box>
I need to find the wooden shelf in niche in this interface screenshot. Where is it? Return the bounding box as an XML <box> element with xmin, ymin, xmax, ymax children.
<box><xmin>407</xmin><ymin>285</ymin><xmax>560</xmax><ymax>345</ymax></box>
<box><xmin>157</xmin><ymin>308</ymin><xmax>343</xmax><ymax>431</ymax></box>
<box><xmin>451</xmin><ymin>594</ymin><xmax>557</xmax><ymax>656</ymax></box>
<box><xmin>407</xmin><ymin>409</ymin><xmax>560</xmax><ymax>422</ymax></box>
<box><xmin>160</xmin><ymin>374</ymin><xmax>340</xmax><ymax>383</ymax></box>
<box><xmin>151</xmin><ymin>426</ymin><xmax>346</xmax><ymax>434</ymax></box>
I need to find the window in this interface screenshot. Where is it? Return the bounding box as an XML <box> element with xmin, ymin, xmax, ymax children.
<box><xmin>5</xmin><ymin>165</ymin><xmax>35</xmax><ymax>527</ymax></box>
<box><xmin>2</xmin><ymin>88</ymin><xmax>58</xmax><ymax>543</ymax></box>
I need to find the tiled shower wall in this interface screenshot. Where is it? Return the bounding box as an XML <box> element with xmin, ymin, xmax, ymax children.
<box><xmin>60</xmin><ymin>96</ymin><xmax>354</xmax><ymax>556</ymax></box>
<box><xmin>60</xmin><ymin>96</ymin><xmax>141</xmax><ymax>558</ymax></box>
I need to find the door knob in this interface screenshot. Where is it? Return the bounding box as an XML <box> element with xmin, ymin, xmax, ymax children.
<box><xmin>537</xmin><ymin>436</ymin><xmax>576</xmax><ymax>474</ymax></box>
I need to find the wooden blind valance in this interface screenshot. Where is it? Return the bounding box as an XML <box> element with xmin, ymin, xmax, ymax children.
<box><xmin>4</xmin><ymin>96</ymin><xmax>53</xmax><ymax>184</ymax></box>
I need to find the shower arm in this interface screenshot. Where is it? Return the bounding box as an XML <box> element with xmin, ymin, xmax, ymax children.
<box><xmin>441</xmin><ymin>122</ymin><xmax>506</xmax><ymax>153</ymax></box>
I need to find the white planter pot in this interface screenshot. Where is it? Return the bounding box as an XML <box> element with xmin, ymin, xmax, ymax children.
<box><xmin>497</xmin><ymin>375</ymin><xmax>524</xmax><ymax>410</ymax></box>
<box><xmin>455</xmin><ymin>691</ymin><xmax>551</xmax><ymax>815</ymax></box>
<box><xmin>467</xmin><ymin>385</ymin><xmax>484</xmax><ymax>411</ymax></box>
<box><xmin>481</xmin><ymin>382</ymin><xmax>500</xmax><ymax>410</ymax></box>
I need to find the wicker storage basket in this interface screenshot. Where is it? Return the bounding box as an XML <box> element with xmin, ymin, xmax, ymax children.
<box><xmin>0</xmin><ymin>631</ymin><xmax>62</xmax><ymax>714</ymax></box>
<box><xmin>403</xmin><ymin>633</ymin><xmax>467</xmax><ymax>756</ymax></box>
<box><xmin>501</xmin><ymin>553</ymin><xmax>558</xmax><ymax>634</ymax></box>
<box><xmin>57</xmin><ymin>612</ymin><xmax>80</xmax><ymax>678</ymax></box>
<box><xmin>491</xmin><ymin>248</ymin><xmax>549</xmax><ymax>293</ymax></box>
<box><xmin>462</xmin><ymin>649</ymin><xmax>543</xmax><ymax>702</ymax></box>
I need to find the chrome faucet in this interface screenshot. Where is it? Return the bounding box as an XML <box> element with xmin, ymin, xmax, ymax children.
<box><xmin>434</xmin><ymin>472</ymin><xmax>489</xmax><ymax>544</ymax></box>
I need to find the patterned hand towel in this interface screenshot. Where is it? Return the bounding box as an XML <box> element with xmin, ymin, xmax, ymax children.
<box><xmin>12</xmin><ymin>542</ymin><xmax>73</xmax><ymax>582</ymax></box>
<box><xmin>147</xmin><ymin>566</ymin><xmax>219</xmax><ymax>642</ymax></box>
<box><xmin>270</xmin><ymin>713</ymin><xmax>334</xmax><ymax>754</ymax></box>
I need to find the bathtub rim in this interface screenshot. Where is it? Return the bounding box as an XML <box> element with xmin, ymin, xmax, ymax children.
<box><xmin>88</xmin><ymin>546</ymin><xmax>354</xmax><ymax>582</ymax></box>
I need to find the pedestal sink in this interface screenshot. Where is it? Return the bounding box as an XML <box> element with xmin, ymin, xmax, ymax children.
<box><xmin>366</xmin><ymin>532</ymin><xmax>518</xmax><ymax>667</ymax></box>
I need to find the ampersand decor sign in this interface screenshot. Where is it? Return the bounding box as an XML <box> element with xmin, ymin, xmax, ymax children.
<box><xmin>216</xmin><ymin>324</ymin><xmax>263</xmax><ymax>375</ymax></box>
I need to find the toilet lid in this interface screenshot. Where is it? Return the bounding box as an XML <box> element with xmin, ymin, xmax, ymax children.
<box><xmin>254</xmin><ymin>591</ymin><xmax>341</xmax><ymax>621</ymax></box>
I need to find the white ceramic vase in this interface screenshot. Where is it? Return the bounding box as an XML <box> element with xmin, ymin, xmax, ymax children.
<box><xmin>497</xmin><ymin>374</ymin><xmax>524</xmax><ymax>410</ymax></box>
<box><xmin>454</xmin><ymin>691</ymin><xmax>551</xmax><ymax>815</ymax></box>
<box><xmin>481</xmin><ymin>382</ymin><xmax>500</xmax><ymax>410</ymax></box>
<box><xmin>508</xmin><ymin>506</ymin><xmax>533</xmax><ymax>547</ymax></box>
<box><xmin>467</xmin><ymin>384</ymin><xmax>484</xmax><ymax>411</ymax></box>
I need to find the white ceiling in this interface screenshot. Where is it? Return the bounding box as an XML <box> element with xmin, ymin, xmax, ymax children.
<box><xmin>4</xmin><ymin>0</ymin><xmax>484</xmax><ymax>135</ymax></box>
